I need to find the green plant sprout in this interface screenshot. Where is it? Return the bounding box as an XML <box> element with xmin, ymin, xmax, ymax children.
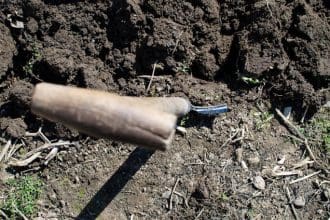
<box><xmin>1</xmin><ymin>176</ymin><xmax>43</xmax><ymax>219</ymax></box>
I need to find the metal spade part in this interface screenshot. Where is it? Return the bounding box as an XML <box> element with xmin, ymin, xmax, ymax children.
<box><xmin>31</xmin><ymin>83</ymin><xmax>228</xmax><ymax>151</ymax></box>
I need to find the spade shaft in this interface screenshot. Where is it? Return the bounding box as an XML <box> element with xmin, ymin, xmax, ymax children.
<box><xmin>31</xmin><ymin>83</ymin><xmax>190</xmax><ymax>151</ymax></box>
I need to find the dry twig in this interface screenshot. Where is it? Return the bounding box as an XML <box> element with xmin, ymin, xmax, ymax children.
<box><xmin>289</xmin><ymin>170</ymin><xmax>322</xmax><ymax>185</ymax></box>
<box><xmin>171</xmin><ymin>31</ymin><xmax>184</xmax><ymax>55</ymax></box>
<box><xmin>0</xmin><ymin>140</ymin><xmax>11</xmax><ymax>162</ymax></box>
<box><xmin>292</xmin><ymin>157</ymin><xmax>314</xmax><ymax>169</ymax></box>
<box><xmin>25</xmin><ymin>141</ymin><xmax>72</xmax><ymax>158</ymax></box>
<box><xmin>14</xmin><ymin>206</ymin><xmax>28</xmax><ymax>220</ymax></box>
<box><xmin>275</xmin><ymin>108</ymin><xmax>316</xmax><ymax>161</ymax></box>
<box><xmin>146</xmin><ymin>62</ymin><xmax>158</xmax><ymax>92</ymax></box>
<box><xmin>272</xmin><ymin>170</ymin><xmax>303</xmax><ymax>177</ymax></box>
<box><xmin>221</xmin><ymin>129</ymin><xmax>240</xmax><ymax>148</ymax></box>
<box><xmin>25</xmin><ymin>127</ymin><xmax>51</xmax><ymax>144</ymax></box>
<box><xmin>8</xmin><ymin>152</ymin><xmax>41</xmax><ymax>167</ymax></box>
<box><xmin>300</xmin><ymin>106</ymin><xmax>309</xmax><ymax>124</ymax></box>
<box><xmin>285</xmin><ymin>187</ymin><xmax>300</xmax><ymax>220</ymax></box>
<box><xmin>169</xmin><ymin>178</ymin><xmax>180</xmax><ymax>210</ymax></box>
<box><xmin>6</xmin><ymin>144</ymin><xmax>23</xmax><ymax>162</ymax></box>
<box><xmin>0</xmin><ymin>209</ymin><xmax>9</xmax><ymax>220</ymax></box>
<box><xmin>44</xmin><ymin>147</ymin><xmax>59</xmax><ymax>165</ymax></box>
<box><xmin>195</xmin><ymin>207</ymin><xmax>204</xmax><ymax>220</ymax></box>
<box><xmin>165</xmin><ymin>186</ymin><xmax>189</xmax><ymax>208</ymax></box>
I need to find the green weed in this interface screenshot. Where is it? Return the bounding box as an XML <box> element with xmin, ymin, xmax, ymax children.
<box><xmin>254</xmin><ymin>111</ymin><xmax>274</xmax><ymax>130</ymax></box>
<box><xmin>23</xmin><ymin>45</ymin><xmax>41</xmax><ymax>75</ymax></box>
<box><xmin>1</xmin><ymin>176</ymin><xmax>43</xmax><ymax>218</ymax></box>
<box><xmin>241</xmin><ymin>76</ymin><xmax>262</xmax><ymax>85</ymax></box>
<box><xmin>177</xmin><ymin>63</ymin><xmax>190</xmax><ymax>73</ymax></box>
<box><xmin>311</xmin><ymin>113</ymin><xmax>330</xmax><ymax>153</ymax></box>
<box><xmin>179</xmin><ymin>115</ymin><xmax>189</xmax><ymax>127</ymax></box>
<box><xmin>219</xmin><ymin>192</ymin><xmax>229</xmax><ymax>202</ymax></box>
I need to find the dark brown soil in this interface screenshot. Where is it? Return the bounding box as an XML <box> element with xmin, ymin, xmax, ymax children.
<box><xmin>0</xmin><ymin>0</ymin><xmax>329</xmax><ymax>219</ymax></box>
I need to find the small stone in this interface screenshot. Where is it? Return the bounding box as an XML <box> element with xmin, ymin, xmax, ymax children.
<box><xmin>253</xmin><ymin>176</ymin><xmax>266</xmax><ymax>190</ymax></box>
<box><xmin>293</xmin><ymin>196</ymin><xmax>305</xmax><ymax>208</ymax></box>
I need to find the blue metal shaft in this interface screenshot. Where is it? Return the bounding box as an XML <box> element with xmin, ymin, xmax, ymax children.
<box><xmin>191</xmin><ymin>104</ymin><xmax>228</xmax><ymax>116</ymax></box>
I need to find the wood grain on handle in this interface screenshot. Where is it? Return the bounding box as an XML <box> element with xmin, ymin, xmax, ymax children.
<box><xmin>31</xmin><ymin>83</ymin><xmax>187</xmax><ymax>151</ymax></box>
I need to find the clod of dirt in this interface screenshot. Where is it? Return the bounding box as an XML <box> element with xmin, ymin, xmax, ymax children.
<box><xmin>252</xmin><ymin>176</ymin><xmax>266</xmax><ymax>190</ymax></box>
<box><xmin>0</xmin><ymin>21</ymin><xmax>16</xmax><ymax>77</ymax></box>
<box><xmin>0</xmin><ymin>118</ymin><xmax>27</xmax><ymax>138</ymax></box>
<box><xmin>9</xmin><ymin>80</ymin><xmax>33</xmax><ymax>108</ymax></box>
<box><xmin>136</xmin><ymin>18</ymin><xmax>192</xmax><ymax>74</ymax></box>
<box><xmin>192</xmin><ymin>48</ymin><xmax>219</xmax><ymax>80</ymax></box>
<box><xmin>289</xmin><ymin>3</ymin><xmax>330</xmax><ymax>82</ymax></box>
<box><xmin>26</xmin><ymin>17</ymin><xmax>39</xmax><ymax>34</ymax></box>
<box><xmin>40</xmin><ymin>47</ymin><xmax>76</xmax><ymax>82</ymax></box>
<box><xmin>293</xmin><ymin>196</ymin><xmax>306</xmax><ymax>208</ymax></box>
<box><xmin>240</xmin><ymin>38</ymin><xmax>289</xmax><ymax>76</ymax></box>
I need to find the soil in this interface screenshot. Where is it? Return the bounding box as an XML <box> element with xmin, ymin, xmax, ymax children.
<box><xmin>0</xmin><ymin>0</ymin><xmax>329</xmax><ymax>219</ymax></box>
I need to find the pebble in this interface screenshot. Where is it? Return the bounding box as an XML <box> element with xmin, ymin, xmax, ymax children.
<box><xmin>253</xmin><ymin>176</ymin><xmax>266</xmax><ymax>190</ymax></box>
<box><xmin>293</xmin><ymin>196</ymin><xmax>305</xmax><ymax>208</ymax></box>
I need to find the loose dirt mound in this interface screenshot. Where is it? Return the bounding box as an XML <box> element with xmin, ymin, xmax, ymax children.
<box><xmin>0</xmin><ymin>0</ymin><xmax>329</xmax><ymax>219</ymax></box>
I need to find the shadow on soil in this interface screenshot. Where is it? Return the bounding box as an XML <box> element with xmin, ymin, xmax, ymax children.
<box><xmin>76</xmin><ymin>147</ymin><xmax>154</xmax><ymax>220</ymax></box>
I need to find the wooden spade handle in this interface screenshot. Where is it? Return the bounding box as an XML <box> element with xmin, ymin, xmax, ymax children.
<box><xmin>31</xmin><ymin>83</ymin><xmax>190</xmax><ymax>151</ymax></box>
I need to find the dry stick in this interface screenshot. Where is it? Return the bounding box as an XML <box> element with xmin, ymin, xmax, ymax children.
<box><xmin>0</xmin><ymin>209</ymin><xmax>9</xmax><ymax>220</ymax></box>
<box><xmin>195</xmin><ymin>208</ymin><xmax>204</xmax><ymax>220</ymax></box>
<box><xmin>146</xmin><ymin>63</ymin><xmax>158</xmax><ymax>92</ymax></box>
<box><xmin>292</xmin><ymin>157</ymin><xmax>314</xmax><ymax>169</ymax></box>
<box><xmin>232</xmin><ymin>128</ymin><xmax>245</xmax><ymax>143</ymax></box>
<box><xmin>285</xmin><ymin>187</ymin><xmax>300</xmax><ymax>220</ymax></box>
<box><xmin>0</xmin><ymin>140</ymin><xmax>11</xmax><ymax>162</ymax></box>
<box><xmin>44</xmin><ymin>147</ymin><xmax>59</xmax><ymax>165</ymax></box>
<box><xmin>282</xmin><ymin>134</ymin><xmax>305</xmax><ymax>143</ymax></box>
<box><xmin>14</xmin><ymin>206</ymin><xmax>28</xmax><ymax>220</ymax></box>
<box><xmin>8</xmin><ymin>152</ymin><xmax>41</xmax><ymax>167</ymax></box>
<box><xmin>300</xmin><ymin>106</ymin><xmax>309</xmax><ymax>124</ymax></box>
<box><xmin>272</xmin><ymin>170</ymin><xmax>303</xmax><ymax>177</ymax></box>
<box><xmin>289</xmin><ymin>170</ymin><xmax>322</xmax><ymax>185</ymax></box>
<box><xmin>137</xmin><ymin>75</ymin><xmax>164</xmax><ymax>79</ymax></box>
<box><xmin>165</xmin><ymin>186</ymin><xmax>189</xmax><ymax>208</ymax></box>
<box><xmin>171</xmin><ymin>31</ymin><xmax>183</xmax><ymax>55</ymax></box>
<box><xmin>25</xmin><ymin>127</ymin><xmax>51</xmax><ymax>144</ymax></box>
<box><xmin>25</xmin><ymin>141</ymin><xmax>72</xmax><ymax>158</ymax></box>
<box><xmin>275</xmin><ymin>109</ymin><xmax>316</xmax><ymax>161</ymax></box>
<box><xmin>169</xmin><ymin>178</ymin><xmax>180</xmax><ymax>210</ymax></box>
<box><xmin>221</xmin><ymin>129</ymin><xmax>240</xmax><ymax>148</ymax></box>
<box><xmin>5</xmin><ymin>144</ymin><xmax>23</xmax><ymax>162</ymax></box>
